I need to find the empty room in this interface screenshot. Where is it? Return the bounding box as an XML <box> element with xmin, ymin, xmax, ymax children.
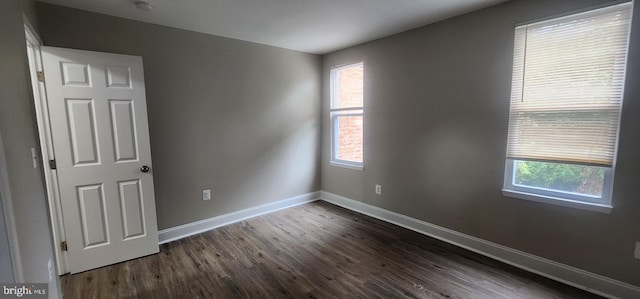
<box><xmin>1</xmin><ymin>0</ymin><xmax>639</xmax><ymax>298</ymax></box>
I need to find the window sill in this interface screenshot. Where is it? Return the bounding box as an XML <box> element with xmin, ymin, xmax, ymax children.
<box><xmin>330</xmin><ymin>161</ymin><xmax>363</xmax><ymax>171</ymax></box>
<box><xmin>502</xmin><ymin>189</ymin><xmax>612</xmax><ymax>214</ymax></box>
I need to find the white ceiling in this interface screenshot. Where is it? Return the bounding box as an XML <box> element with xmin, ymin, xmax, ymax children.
<box><xmin>37</xmin><ymin>0</ymin><xmax>508</xmax><ymax>54</ymax></box>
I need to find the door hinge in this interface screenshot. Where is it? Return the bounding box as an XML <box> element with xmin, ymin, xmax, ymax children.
<box><xmin>37</xmin><ymin>71</ymin><xmax>45</xmax><ymax>82</ymax></box>
<box><xmin>61</xmin><ymin>241</ymin><xmax>67</xmax><ymax>252</ymax></box>
<box><xmin>49</xmin><ymin>159</ymin><xmax>56</xmax><ymax>170</ymax></box>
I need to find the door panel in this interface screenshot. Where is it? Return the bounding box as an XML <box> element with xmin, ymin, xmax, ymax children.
<box><xmin>106</xmin><ymin>66</ymin><xmax>131</xmax><ymax>88</ymax></box>
<box><xmin>109</xmin><ymin>100</ymin><xmax>138</xmax><ymax>162</ymax></box>
<box><xmin>42</xmin><ymin>47</ymin><xmax>158</xmax><ymax>274</ymax></box>
<box><xmin>118</xmin><ymin>179</ymin><xmax>146</xmax><ymax>240</ymax></box>
<box><xmin>77</xmin><ymin>184</ymin><xmax>108</xmax><ymax>247</ymax></box>
<box><xmin>61</xmin><ymin>62</ymin><xmax>91</xmax><ymax>86</ymax></box>
<box><xmin>66</xmin><ymin>98</ymin><xmax>100</xmax><ymax>165</ymax></box>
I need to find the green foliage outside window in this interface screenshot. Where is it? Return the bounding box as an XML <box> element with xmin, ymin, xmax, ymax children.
<box><xmin>514</xmin><ymin>160</ymin><xmax>604</xmax><ymax>196</ymax></box>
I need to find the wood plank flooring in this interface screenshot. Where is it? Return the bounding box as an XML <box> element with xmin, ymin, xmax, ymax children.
<box><xmin>61</xmin><ymin>201</ymin><xmax>602</xmax><ymax>298</ymax></box>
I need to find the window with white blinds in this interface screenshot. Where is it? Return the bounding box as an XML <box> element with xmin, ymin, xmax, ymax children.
<box><xmin>503</xmin><ymin>2</ymin><xmax>633</xmax><ymax>211</ymax></box>
<box><xmin>506</xmin><ymin>2</ymin><xmax>632</xmax><ymax>166</ymax></box>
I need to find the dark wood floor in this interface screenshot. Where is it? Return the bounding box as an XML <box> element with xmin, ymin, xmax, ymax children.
<box><xmin>61</xmin><ymin>201</ymin><xmax>601</xmax><ymax>299</ymax></box>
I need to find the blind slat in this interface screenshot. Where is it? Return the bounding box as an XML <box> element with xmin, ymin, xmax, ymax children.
<box><xmin>506</xmin><ymin>2</ymin><xmax>632</xmax><ymax>166</ymax></box>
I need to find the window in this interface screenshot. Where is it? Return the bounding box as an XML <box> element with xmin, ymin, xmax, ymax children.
<box><xmin>330</xmin><ymin>62</ymin><xmax>364</xmax><ymax>169</ymax></box>
<box><xmin>503</xmin><ymin>2</ymin><xmax>633</xmax><ymax>212</ymax></box>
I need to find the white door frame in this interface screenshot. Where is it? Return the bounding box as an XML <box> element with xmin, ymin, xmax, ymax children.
<box><xmin>24</xmin><ymin>19</ymin><xmax>69</xmax><ymax>275</ymax></box>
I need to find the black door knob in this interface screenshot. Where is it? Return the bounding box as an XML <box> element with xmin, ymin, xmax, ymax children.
<box><xmin>140</xmin><ymin>165</ymin><xmax>150</xmax><ymax>173</ymax></box>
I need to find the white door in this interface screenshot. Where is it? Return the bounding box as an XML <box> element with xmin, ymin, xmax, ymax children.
<box><xmin>42</xmin><ymin>47</ymin><xmax>159</xmax><ymax>274</ymax></box>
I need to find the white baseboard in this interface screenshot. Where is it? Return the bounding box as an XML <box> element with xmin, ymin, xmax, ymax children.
<box><xmin>158</xmin><ymin>191</ymin><xmax>320</xmax><ymax>244</ymax></box>
<box><xmin>320</xmin><ymin>191</ymin><xmax>640</xmax><ymax>299</ymax></box>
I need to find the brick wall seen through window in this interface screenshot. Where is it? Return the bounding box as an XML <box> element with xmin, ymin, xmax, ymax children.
<box><xmin>331</xmin><ymin>63</ymin><xmax>364</xmax><ymax>166</ymax></box>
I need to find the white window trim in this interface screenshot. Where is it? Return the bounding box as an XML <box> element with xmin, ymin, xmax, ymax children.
<box><xmin>502</xmin><ymin>159</ymin><xmax>614</xmax><ymax>213</ymax></box>
<box><xmin>502</xmin><ymin>190</ymin><xmax>613</xmax><ymax>214</ymax></box>
<box><xmin>330</xmin><ymin>62</ymin><xmax>364</xmax><ymax>170</ymax></box>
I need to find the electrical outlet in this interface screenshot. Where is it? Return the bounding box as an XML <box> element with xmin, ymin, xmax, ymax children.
<box><xmin>202</xmin><ymin>189</ymin><xmax>211</xmax><ymax>201</ymax></box>
<box><xmin>47</xmin><ymin>259</ymin><xmax>53</xmax><ymax>282</ymax></box>
<box><xmin>375</xmin><ymin>184</ymin><xmax>382</xmax><ymax>195</ymax></box>
<box><xmin>635</xmin><ymin>242</ymin><xmax>640</xmax><ymax>260</ymax></box>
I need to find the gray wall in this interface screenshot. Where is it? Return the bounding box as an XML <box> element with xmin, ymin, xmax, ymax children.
<box><xmin>321</xmin><ymin>0</ymin><xmax>640</xmax><ymax>286</ymax></box>
<box><xmin>0</xmin><ymin>183</ymin><xmax>14</xmax><ymax>282</ymax></box>
<box><xmin>0</xmin><ymin>0</ymin><xmax>60</xmax><ymax>296</ymax></box>
<box><xmin>35</xmin><ymin>3</ymin><xmax>322</xmax><ymax>230</ymax></box>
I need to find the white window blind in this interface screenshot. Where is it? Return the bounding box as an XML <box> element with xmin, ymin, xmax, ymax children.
<box><xmin>506</xmin><ymin>2</ymin><xmax>632</xmax><ymax>166</ymax></box>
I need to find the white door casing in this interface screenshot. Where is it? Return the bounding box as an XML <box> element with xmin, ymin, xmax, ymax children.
<box><xmin>42</xmin><ymin>47</ymin><xmax>159</xmax><ymax>274</ymax></box>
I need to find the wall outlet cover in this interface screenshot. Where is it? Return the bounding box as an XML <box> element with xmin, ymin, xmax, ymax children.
<box><xmin>203</xmin><ymin>189</ymin><xmax>211</xmax><ymax>200</ymax></box>
<box><xmin>375</xmin><ymin>184</ymin><xmax>382</xmax><ymax>195</ymax></box>
<box><xmin>635</xmin><ymin>242</ymin><xmax>640</xmax><ymax>259</ymax></box>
